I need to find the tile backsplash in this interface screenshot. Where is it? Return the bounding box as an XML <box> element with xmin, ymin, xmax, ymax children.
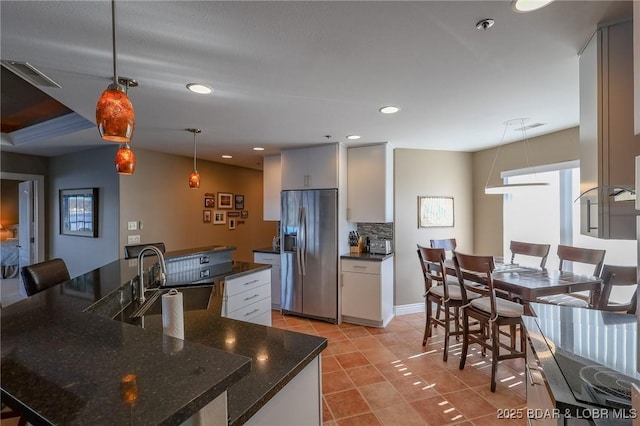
<box><xmin>356</xmin><ymin>223</ymin><xmax>393</xmax><ymax>241</ymax></box>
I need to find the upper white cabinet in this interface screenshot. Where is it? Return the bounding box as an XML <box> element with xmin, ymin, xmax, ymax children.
<box><xmin>281</xmin><ymin>144</ymin><xmax>339</xmax><ymax>190</ymax></box>
<box><xmin>579</xmin><ymin>20</ymin><xmax>639</xmax><ymax>240</ymax></box>
<box><xmin>263</xmin><ymin>154</ymin><xmax>281</xmax><ymax>221</ymax></box>
<box><xmin>347</xmin><ymin>143</ymin><xmax>393</xmax><ymax>223</ymax></box>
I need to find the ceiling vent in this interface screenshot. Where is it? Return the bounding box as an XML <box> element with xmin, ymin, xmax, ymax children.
<box><xmin>1</xmin><ymin>60</ymin><xmax>61</xmax><ymax>88</ymax></box>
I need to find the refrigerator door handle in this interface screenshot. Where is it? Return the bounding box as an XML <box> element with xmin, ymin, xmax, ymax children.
<box><xmin>299</xmin><ymin>206</ymin><xmax>307</xmax><ymax>276</ymax></box>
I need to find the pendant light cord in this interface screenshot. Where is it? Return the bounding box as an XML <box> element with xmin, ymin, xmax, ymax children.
<box><xmin>193</xmin><ymin>131</ymin><xmax>198</xmax><ymax>170</ymax></box>
<box><xmin>484</xmin><ymin>121</ymin><xmax>509</xmax><ymax>189</ymax></box>
<box><xmin>111</xmin><ymin>0</ymin><xmax>118</xmax><ymax>86</ymax></box>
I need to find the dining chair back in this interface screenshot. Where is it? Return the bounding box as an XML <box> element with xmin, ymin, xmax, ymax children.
<box><xmin>430</xmin><ymin>238</ymin><xmax>457</xmax><ymax>258</ymax></box>
<box><xmin>509</xmin><ymin>240</ymin><xmax>550</xmax><ymax>268</ymax></box>
<box><xmin>557</xmin><ymin>244</ymin><xmax>606</xmax><ymax>276</ymax></box>
<box><xmin>21</xmin><ymin>258</ymin><xmax>70</xmax><ymax>296</ymax></box>
<box><xmin>124</xmin><ymin>242</ymin><xmax>166</xmax><ymax>260</ymax></box>
<box><xmin>452</xmin><ymin>251</ymin><xmax>525</xmax><ymax>392</ymax></box>
<box><xmin>597</xmin><ymin>265</ymin><xmax>638</xmax><ymax>313</ymax></box>
<box><xmin>417</xmin><ymin>245</ymin><xmax>465</xmax><ymax>361</ymax></box>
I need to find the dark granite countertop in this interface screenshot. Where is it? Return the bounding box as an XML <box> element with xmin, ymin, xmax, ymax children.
<box><xmin>1</xmin><ymin>248</ymin><xmax>327</xmax><ymax>426</ymax></box>
<box><xmin>524</xmin><ymin>303</ymin><xmax>638</xmax><ymax>426</ymax></box>
<box><xmin>252</xmin><ymin>247</ymin><xmax>280</xmax><ymax>255</ymax></box>
<box><xmin>340</xmin><ymin>252</ymin><xmax>394</xmax><ymax>261</ymax></box>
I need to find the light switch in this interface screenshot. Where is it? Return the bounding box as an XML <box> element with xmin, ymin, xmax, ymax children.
<box><xmin>127</xmin><ymin>221</ymin><xmax>138</xmax><ymax>231</ymax></box>
<box><xmin>128</xmin><ymin>235</ymin><xmax>141</xmax><ymax>244</ymax></box>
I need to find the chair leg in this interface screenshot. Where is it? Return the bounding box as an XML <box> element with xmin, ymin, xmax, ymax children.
<box><xmin>435</xmin><ymin>301</ymin><xmax>441</xmax><ymax>325</ymax></box>
<box><xmin>443</xmin><ymin>306</ymin><xmax>450</xmax><ymax>362</ymax></box>
<box><xmin>454</xmin><ymin>307</ymin><xmax>460</xmax><ymax>341</ymax></box>
<box><xmin>423</xmin><ymin>299</ymin><xmax>433</xmax><ymax>346</ymax></box>
<box><xmin>491</xmin><ymin>322</ymin><xmax>499</xmax><ymax>392</ymax></box>
<box><xmin>459</xmin><ymin>310</ymin><xmax>469</xmax><ymax>370</ymax></box>
<box><xmin>510</xmin><ymin>324</ymin><xmax>516</xmax><ymax>349</ymax></box>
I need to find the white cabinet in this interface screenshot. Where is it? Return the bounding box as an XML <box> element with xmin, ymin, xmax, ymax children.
<box><xmin>347</xmin><ymin>143</ymin><xmax>393</xmax><ymax>223</ymax></box>
<box><xmin>281</xmin><ymin>144</ymin><xmax>339</xmax><ymax>190</ymax></box>
<box><xmin>341</xmin><ymin>257</ymin><xmax>394</xmax><ymax>327</ymax></box>
<box><xmin>222</xmin><ymin>268</ymin><xmax>272</xmax><ymax>326</ymax></box>
<box><xmin>579</xmin><ymin>20</ymin><xmax>639</xmax><ymax>240</ymax></box>
<box><xmin>263</xmin><ymin>154</ymin><xmax>281</xmax><ymax>221</ymax></box>
<box><xmin>253</xmin><ymin>252</ymin><xmax>281</xmax><ymax>309</ymax></box>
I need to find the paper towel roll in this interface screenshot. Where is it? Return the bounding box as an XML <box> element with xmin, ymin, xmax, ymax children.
<box><xmin>162</xmin><ymin>289</ymin><xmax>184</xmax><ymax>340</ymax></box>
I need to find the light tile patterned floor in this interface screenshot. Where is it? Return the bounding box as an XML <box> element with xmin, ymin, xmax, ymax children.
<box><xmin>271</xmin><ymin>310</ymin><xmax>528</xmax><ymax>426</ymax></box>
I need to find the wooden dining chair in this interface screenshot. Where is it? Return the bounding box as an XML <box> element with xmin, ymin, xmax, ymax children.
<box><xmin>509</xmin><ymin>240</ymin><xmax>550</xmax><ymax>268</ymax></box>
<box><xmin>417</xmin><ymin>245</ymin><xmax>472</xmax><ymax>361</ymax></box>
<box><xmin>452</xmin><ymin>251</ymin><xmax>525</xmax><ymax>392</ymax></box>
<box><xmin>430</xmin><ymin>238</ymin><xmax>457</xmax><ymax>258</ymax></box>
<box><xmin>597</xmin><ymin>265</ymin><xmax>638</xmax><ymax>313</ymax></box>
<box><xmin>537</xmin><ymin>245</ymin><xmax>606</xmax><ymax>308</ymax></box>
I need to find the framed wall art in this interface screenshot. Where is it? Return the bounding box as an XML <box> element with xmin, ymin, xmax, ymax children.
<box><xmin>241</xmin><ymin>211</ymin><xmax>249</xmax><ymax>219</ymax></box>
<box><xmin>204</xmin><ymin>194</ymin><xmax>215</xmax><ymax>208</ymax></box>
<box><xmin>227</xmin><ymin>211</ymin><xmax>240</xmax><ymax>218</ymax></box>
<box><xmin>228</xmin><ymin>218</ymin><xmax>236</xmax><ymax>230</ymax></box>
<box><xmin>60</xmin><ymin>188</ymin><xmax>98</xmax><ymax>237</ymax></box>
<box><xmin>203</xmin><ymin>210</ymin><xmax>212</xmax><ymax>223</ymax></box>
<box><xmin>218</xmin><ymin>193</ymin><xmax>233</xmax><ymax>209</ymax></box>
<box><xmin>213</xmin><ymin>210</ymin><xmax>226</xmax><ymax>224</ymax></box>
<box><xmin>234</xmin><ymin>194</ymin><xmax>244</xmax><ymax>210</ymax></box>
<box><xmin>418</xmin><ymin>196</ymin><xmax>454</xmax><ymax>228</ymax></box>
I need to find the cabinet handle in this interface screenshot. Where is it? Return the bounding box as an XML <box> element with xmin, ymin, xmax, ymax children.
<box><xmin>244</xmin><ymin>294</ymin><xmax>260</xmax><ymax>301</ymax></box>
<box><xmin>353</xmin><ymin>265</ymin><xmax>367</xmax><ymax>269</ymax></box>
<box><xmin>244</xmin><ymin>308</ymin><xmax>260</xmax><ymax>317</ymax></box>
<box><xmin>244</xmin><ymin>279</ymin><xmax>260</xmax><ymax>286</ymax></box>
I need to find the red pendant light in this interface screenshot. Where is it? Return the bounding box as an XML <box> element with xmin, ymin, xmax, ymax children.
<box><xmin>96</xmin><ymin>0</ymin><xmax>135</xmax><ymax>143</ymax></box>
<box><xmin>115</xmin><ymin>143</ymin><xmax>136</xmax><ymax>175</ymax></box>
<box><xmin>187</xmin><ymin>129</ymin><xmax>201</xmax><ymax>189</ymax></box>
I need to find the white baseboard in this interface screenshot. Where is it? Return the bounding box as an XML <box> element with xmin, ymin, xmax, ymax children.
<box><xmin>394</xmin><ymin>302</ymin><xmax>425</xmax><ymax>316</ymax></box>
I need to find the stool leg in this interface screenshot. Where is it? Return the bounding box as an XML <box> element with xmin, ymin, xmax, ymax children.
<box><xmin>423</xmin><ymin>298</ymin><xmax>433</xmax><ymax>346</ymax></box>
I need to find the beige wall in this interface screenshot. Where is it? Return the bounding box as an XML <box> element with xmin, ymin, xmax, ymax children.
<box><xmin>472</xmin><ymin>127</ymin><xmax>580</xmax><ymax>257</ymax></box>
<box><xmin>118</xmin><ymin>149</ymin><xmax>277</xmax><ymax>262</ymax></box>
<box><xmin>394</xmin><ymin>148</ymin><xmax>473</xmax><ymax>307</ymax></box>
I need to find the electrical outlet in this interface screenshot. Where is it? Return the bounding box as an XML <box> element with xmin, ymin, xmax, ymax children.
<box><xmin>127</xmin><ymin>221</ymin><xmax>138</xmax><ymax>231</ymax></box>
<box><xmin>128</xmin><ymin>235</ymin><xmax>141</xmax><ymax>244</ymax></box>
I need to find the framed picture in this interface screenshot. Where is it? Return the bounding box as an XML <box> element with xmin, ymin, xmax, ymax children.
<box><xmin>213</xmin><ymin>210</ymin><xmax>226</xmax><ymax>224</ymax></box>
<box><xmin>228</xmin><ymin>218</ymin><xmax>236</xmax><ymax>230</ymax></box>
<box><xmin>218</xmin><ymin>193</ymin><xmax>233</xmax><ymax>209</ymax></box>
<box><xmin>60</xmin><ymin>188</ymin><xmax>98</xmax><ymax>237</ymax></box>
<box><xmin>204</xmin><ymin>194</ymin><xmax>215</xmax><ymax>208</ymax></box>
<box><xmin>234</xmin><ymin>194</ymin><xmax>244</xmax><ymax>210</ymax></box>
<box><xmin>227</xmin><ymin>211</ymin><xmax>240</xmax><ymax>218</ymax></box>
<box><xmin>203</xmin><ymin>210</ymin><xmax>212</xmax><ymax>223</ymax></box>
<box><xmin>241</xmin><ymin>210</ymin><xmax>249</xmax><ymax>219</ymax></box>
<box><xmin>418</xmin><ymin>196</ymin><xmax>454</xmax><ymax>228</ymax></box>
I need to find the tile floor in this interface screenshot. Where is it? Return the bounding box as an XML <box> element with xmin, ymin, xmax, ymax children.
<box><xmin>271</xmin><ymin>310</ymin><xmax>528</xmax><ymax>426</ymax></box>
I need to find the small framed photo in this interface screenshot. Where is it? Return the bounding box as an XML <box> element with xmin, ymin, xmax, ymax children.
<box><xmin>418</xmin><ymin>196</ymin><xmax>454</xmax><ymax>228</ymax></box>
<box><xmin>218</xmin><ymin>193</ymin><xmax>233</xmax><ymax>209</ymax></box>
<box><xmin>204</xmin><ymin>194</ymin><xmax>215</xmax><ymax>208</ymax></box>
<box><xmin>234</xmin><ymin>194</ymin><xmax>245</xmax><ymax>210</ymax></box>
<box><xmin>227</xmin><ymin>211</ymin><xmax>240</xmax><ymax>218</ymax></box>
<box><xmin>60</xmin><ymin>188</ymin><xmax>99</xmax><ymax>237</ymax></box>
<box><xmin>241</xmin><ymin>210</ymin><xmax>249</xmax><ymax>219</ymax></box>
<box><xmin>228</xmin><ymin>218</ymin><xmax>236</xmax><ymax>230</ymax></box>
<box><xmin>203</xmin><ymin>210</ymin><xmax>212</xmax><ymax>223</ymax></box>
<box><xmin>213</xmin><ymin>210</ymin><xmax>226</xmax><ymax>224</ymax></box>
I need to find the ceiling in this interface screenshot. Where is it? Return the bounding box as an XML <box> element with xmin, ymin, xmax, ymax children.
<box><xmin>0</xmin><ymin>1</ymin><xmax>633</xmax><ymax>170</ymax></box>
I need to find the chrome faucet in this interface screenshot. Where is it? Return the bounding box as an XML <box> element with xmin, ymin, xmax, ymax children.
<box><xmin>136</xmin><ymin>246</ymin><xmax>167</xmax><ymax>303</ymax></box>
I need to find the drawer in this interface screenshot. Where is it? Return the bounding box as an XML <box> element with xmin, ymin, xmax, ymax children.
<box><xmin>249</xmin><ymin>309</ymin><xmax>272</xmax><ymax>327</ymax></box>
<box><xmin>225</xmin><ymin>269</ymin><xmax>270</xmax><ymax>297</ymax></box>
<box><xmin>341</xmin><ymin>259</ymin><xmax>380</xmax><ymax>275</ymax></box>
<box><xmin>225</xmin><ymin>282</ymin><xmax>271</xmax><ymax>313</ymax></box>
<box><xmin>226</xmin><ymin>296</ymin><xmax>271</xmax><ymax>323</ymax></box>
<box><xmin>254</xmin><ymin>252</ymin><xmax>281</xmax><ymax>266</ymax></box>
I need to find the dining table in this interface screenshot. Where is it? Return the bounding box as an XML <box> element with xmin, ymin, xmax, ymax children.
<box><xmin>442</xmin><ymin>259</ymin><xmax>603</xmax><ymax>314</ymax></box>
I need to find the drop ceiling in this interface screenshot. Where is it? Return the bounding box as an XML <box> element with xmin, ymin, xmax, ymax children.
<box><xmin>0</xmin><ymin>1</ymin><xmax>633</xmax><ymax>170</ymax></box>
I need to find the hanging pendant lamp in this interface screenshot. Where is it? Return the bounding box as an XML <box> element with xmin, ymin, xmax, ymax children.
<box><xmin>187</xmin><ymin>129</ymin><xmax>201</xmax><ymax>189</ymax></box>
<box><xmin>115</xmin><ymin>143</ymin><xmax>136</xmax><ymax>175</ymax></box>
<box><xmin>96</xmin><ymin>0</ymin><xmax>135</xmax><ymax>143</ymax></box>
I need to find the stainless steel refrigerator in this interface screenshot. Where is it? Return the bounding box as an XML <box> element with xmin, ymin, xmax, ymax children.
<box><xmin>280</xmin><ymin>189</ymin><xmax>338</xmax><ymax>323</ymax></box>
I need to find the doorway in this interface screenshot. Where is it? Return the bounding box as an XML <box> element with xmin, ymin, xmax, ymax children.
<box><xmin>0</xmin><ymin>172</ymin><xmax>45</xmax><ymax>305</ymax></box>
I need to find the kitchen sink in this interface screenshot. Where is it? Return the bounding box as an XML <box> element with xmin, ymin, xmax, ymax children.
<box><xmin>113</xmin><ymin>284</ymin><xmax>216</xmax><ymax>322</ymax></box>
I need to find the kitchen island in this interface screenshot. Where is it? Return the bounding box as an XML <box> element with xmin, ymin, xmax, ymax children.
<box><xmin>1</xmin><ymin>246</ymin><xmax>327</xmax><ymax>426</ymax></box>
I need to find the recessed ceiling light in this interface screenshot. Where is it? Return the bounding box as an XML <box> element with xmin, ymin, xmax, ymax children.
<box><xmin>253</xmin><ymin>147</ymin><xmax>265</xmax><ymax>151</ymax></box>
<box><xmin>512</xmin><ymin>0</ymin><xmax>555</xmax><ymax>12</ymax></box>
<box><xmin>379</xmin><ymin>106</ymin><xmax>399</xmax><ymax>114</ymax></box>
<box><xmin>186</xmin><ymin>83</ymin><xmax>213</xmax><ymax>94</ymax></box>
<box><xmin>346</xmin><ymin>135</ymin><xmax>361</xmax><ymax>140</ymax></box>
<box><xmin>221</xmin><ymin>154</ymin><xmax>232</xmax><ymax>159</ymax></box>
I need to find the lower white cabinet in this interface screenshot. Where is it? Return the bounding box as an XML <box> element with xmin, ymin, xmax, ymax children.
<box><xmin>253</xmin><ymin>252</ymin><xmax>281</xmax><ymax>309</ymax></box>
<box><xmin>223</xmin><ymin>268</ymin><xmax>272</xmax><ymax>326</ymax></box>
<box><xmin>341</xmin><ymin>257</ymin><xmax>394</xmax><ymax>327</ymax></box>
